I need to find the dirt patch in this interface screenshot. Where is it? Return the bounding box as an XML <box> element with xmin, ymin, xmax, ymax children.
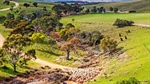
<box><xmin>0</xmin><ymin>34</ymin><xmax>5</xmax><ymax>47</ymax></box>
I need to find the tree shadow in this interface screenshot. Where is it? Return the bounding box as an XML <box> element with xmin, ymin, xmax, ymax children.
<box><xmin>0</xmin><ymin>66</ymin><xmax>18</xmax><ymax>75</ymax></box>
<box><xmin>37</xmin><ymin>49</ymin><xmax>61</xmax><ymax>56</ymax></box>
<box><xmin>0</xmin><ymin>65</ymin><xmax>33</xmax><ymax>76</ymax></box>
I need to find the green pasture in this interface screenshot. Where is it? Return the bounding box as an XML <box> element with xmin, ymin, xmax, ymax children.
<box><xmin>26</xmin><ymin>42</ymin><xmax>87</xmax><ymax>67</ymax></box>
<box><xmin>61</xmin><ymin>14</ymin><xmax>150</xmax><ymax>83</ymax></box>
<box><xmin>0</xmin><ymin>24</ymin><xmax>12</xmax><ymax>38</ymax></box>
<box><xmin>0</xmin><ymin>24</ymin><xmax>84</xmax><ymax>68</ymax></box>
<box><xmin>0</xmin><ymin>0</ymin><xmax>15</xmax><ymax>9</ymax></box>
<box><xmin>0</xmin><ymin>61</ymin><xmax>39</xmax><ymax>78</ymax></box>
<box><xmin>16</xmin><ymin>2</ymin><xmax>54</xmax><ymax>12</ymax></box>
<box><xmin>0</xmin><ymin>2</ymin><xmax>150</xmax><ymax>82</ymax></box>
<box><xmin>0</xmin><ymin>1</ymin><xmax>54</xmax><ymax>16</ymax></box>
<box><xmin>87</xmin><ymin>27</ymin><xmax>150</xmax><ymax>84</ymax></box>
<box><xmin>61</xmin><ymin>13</ymin><xmax>150</xmax><ymax>25</ymax></box>
<box><xmin>61</xmin><ymin>13</ymin><xmax>150</xmax><ymax>41</ymax></box>
<box><xmin>84</xmin><ymin>0</ymin><xmax>150</xmax><ymax>13</ymax></box>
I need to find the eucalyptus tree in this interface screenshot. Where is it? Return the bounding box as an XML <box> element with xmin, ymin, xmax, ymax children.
<box><xmin>33</xmin><ymin>2</ymin><xmax>38</xmax><ymax>7</ymax></box>
<box><xmin>69</xmin><ymin>37</ymin><xmax>81</xmax><ymax>54</ymax></box>
<box><xmin>60</xmin><ymin>42</ymin><xmax>74</xmax><ymax>60</ymax></box>
<box><xmin>91</xmin><ymin>31</ymin><xmax>103</xmax><ymax>46</ymax></box>
<box><xmin>0</xmin><ymin>48</ymin><xmax>6</xmax><ymax>67</ymax></box>
<box><xmin>0</xmin><ymin>16</ymin><xmax>6</xmax><ymax>23</ymax></box>
<box><xmin>100</xmin><ymin>37</ymin><xmax>117</xmax><ymax>53</ymax></box>
<box><xmin>32</xmin><ymin>16</ymin><xmax>60</xmax><ymax>35</ymax></box>
<box><xmin>2</xmin><ymin>34</ymin><xmax>36</xmax><ymax>72</ymax></box>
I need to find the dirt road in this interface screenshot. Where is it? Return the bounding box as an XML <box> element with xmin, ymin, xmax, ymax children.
<box><xmin>135</xmin><ymin>24</ymin><xmax>150</xmax><ymax>28</ymax></box>
<box><xmin>0</xmin><ymin>33</ymin><xmax>69</xmax><ymax>69</ymax></box>
<box><xmin>0</xmin><ymin>34</ymin><xmax>4</xmax><ymax>47</ymax></box>
<box><xmin>34</xmin><ymin>58</ymin><xmax>68</xmax><ymax>69</ymax></box>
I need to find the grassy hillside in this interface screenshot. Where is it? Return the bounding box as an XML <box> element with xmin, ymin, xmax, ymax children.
<box><xmin>0</xmin><ymin>24</ymin><xmax>40</xmax><ymax>78</ymax></box>
<box><xmin>84</xmin><ymin>0</ymin><xmax>150</xmax><ymax>13</ymax></box>
<box><xmin>61</xmin><ymin>13</ymin><xmax>150</xmax><ymax>83</ymax></box>
<box><xmin>13</xmin><ymin>0</ymin><xmax>36</xmax><ymax>2</ymax></box>
<box><xmin>87</xmin><ymin>26</ymin><xmax>150</xmax><ymax>84</ymax></box>
<box><xmin>0</xmin><ymin>1</ymin><xmax>54</xmax><ymax>16</ymax></box>
<box><xmin>0</xmin><ymin>0</ymin><xmax>15</xmax><ymax>9</ymax></box>
<box><xmin>61</xmin><ymin>13</ymin><xmax>150</xmax><ymax>30</ymax></box>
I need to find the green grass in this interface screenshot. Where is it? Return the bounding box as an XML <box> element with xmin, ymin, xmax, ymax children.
<box><xmin>61</xmin><ymin>13</ymin><xmax>150</xmax><ymax>83</ymax></box>
<box><xmin>61</xmin><ymin>13</ymin><xmax>150</xmax><ymax>25</ymax></box>
<box><xmin>61</xmin><ymin>13</ymin><xmax>150</xmax><ymax>42</ymax></box>
<box><xmin>26</xmin><ymin>43</ymin><xmax>86</xmax><ymax>67</ymax></box>
<box><xmin>87</xmin><ymin>27</ymin><xmax>150</xmax><ymax>84</ymax></box>
<box><xmin>0</xmin><ymin>25</ymin><xmax>40</xmax><ymax>78</ymax></box>
<box><xmin>0</xmin><ymin>24</ymin><xmax>12</xmax><ymax>38</ymax></box>
<box><xmin>0</xmin><ymin>1</ymin><xmax>54</xmax><ymax>16</ymax></box>
<box><xmin>0</xmin><ymin>61</ymin><xmax>40</xmax><ymax>78</ymax></box>
<box><xmin>0</xmin><ymin>0</ymin><xmax>15</xmax><ymax>9</ymax></box>
<box><xmin>0</xmin><ymin>3</ymin><xmax>150</xmax><ymax>82</ymax></box>
<box><xmin>16</xmin><ymin>2</ymin><xmax>54</xmax><ymax>12</ymax></box>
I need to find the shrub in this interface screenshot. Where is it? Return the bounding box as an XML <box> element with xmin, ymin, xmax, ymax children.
<box><xmin>3</xmin><ymin>20</ymin><xmax>21</xmax><ymax>28</ymax></box>
<box><xmin>100</xmin><ymin>37</ymin><xmax>117</xmax><ymax>53</ymax></box>
<box><xmin>113</xmin><ymin>19</ymin><xmax>134</xmax><ymax>28</ymax></box>
<box><xmin>3</xmin><ymin>0</ymin><xmax>10</xmax><ymax>5</ymax></box>
<box><xmin>0</xmin><ymin>16</ymin><xmax>6</xmax><ymax>23</ymax></box>
<box><xmin>129</xmin><ymin>10</ymin><xmax>136</xmax><ymax>13</ymax></box>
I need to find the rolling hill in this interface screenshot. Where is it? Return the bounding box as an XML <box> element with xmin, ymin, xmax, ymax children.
<box><xmin>84</xmin><ymin>0</ymin><xmax>150</xmax><ymax>12</ymax></box>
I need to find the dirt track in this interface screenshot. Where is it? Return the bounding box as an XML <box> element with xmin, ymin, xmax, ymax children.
<box><xmin>0</xmin><ymin>34</ymin><xmax>4</xmax><ymax>47</ymax></box>
<box><xmin>135</xmin><ymin>24</ymin><xmax>150</xmax><ymax>28</ymax></box>
<box><xmin>34</xmin><ymin>58</ymin><xmax>69</xmax><ymax>69</ymax></box>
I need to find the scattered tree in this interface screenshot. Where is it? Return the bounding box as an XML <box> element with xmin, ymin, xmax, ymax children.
<box><xmin>113</xmin><ymin>19</ymin><xmax>134</xmax><ymax>27</ymax></box>
<box><xmin>100</xmin><ymin>37</ymin><xmax>117</xmax><ymax>53</ymax></box>
<box><xmin>6</xmin><ymin>13</ymin><xmax>14</xmax><ymax>20</ymax></box>
<box><xmin>69</xmin><ymin>37</ymin><xmax>81</xmax><ymax>54</ymax></box>
<box><xmin>31</xmin><ymin>32</ymin><xmax>45</xmax><ymax>49</ymax></box>
<box><xmin>67</xmin><ymin>28</ymin><xmax>80</xmax><ymax>39</ymax></box>
<box><xmin>65</xmin><ymin>23</ymin><xmax>75</xmax><ymax>29</ymax></box>
<box><xmin>32</xmin><ymin>16</ymin><xmax>60</xmax><ymax>35</ymax></box>
<box><xmin>3</xmin><ymin>20</ymin><xmax>21</xmax><ymax>28</ymax></box>
<box><xmin>0</xmin><ymin>48</ymin><xmax>6</xmax><ymax>66</ymax></box>
<box><xmin>10</xmin><ymin>6</ymin><xmax>14</xmax><ymax>11</ymax></box>
<box><xmin>91</xmin><ymin>31</ymin><xmax>103</xmax><ymax>46</ymax></box>
<box><xmin>10</xmin><ymin>21</ymin><xmax>34</xmax><ymax>36</ymax></box>
<box><xmin>23</xmin><ymin>3</ymin><xmax>30</xmax><ymax>8</ymax></box>
<box><xmin>43</xmin><ymin>6</ymin><xmax>47</xmax><ymax>11</ymax></box>
<box><xmin>31</xmin><ymin>33</ymin><xmax>45</xmax><ymax>43</ymax></box>
<box><xmin>129</xmin><ymin>10</ymin><xmax>136</xmax><ymax>13</ymax></box>
<box><xmin>91</xmin><ymin>6</ymin><xmax>97</xmax><ymax>13</ymax></box>
<box><xmin>109</xmin><ymin>7</ymin><xmax>113</xmax><ymax>12</ymax></box>
<box><xmin>85</xmin><ymin>8</ymin><xmax>90</xmax><ymax>14</ymax></box>
<box><xmin>59</xmin><ymin>29</ymin><xmax>68</xmax><ymax>40</ymax></box>
<box><xmin>60</xmin><ymin>42</ymin><xmax>74</xmax><ymax>60</ymax></box>
<box><xmin>2</xmin><ymin>34</ymin><xmax>34</xmax><ymax>72</ymax></box>
<box><xmin>3</xmin><ymin>0</ymin><xmax>10</xmax><ymax>5</ymax></box>
<box><xmin>33</xmin><ymin>2</ymin><xmax>38</xmax><ymax>7</ymax></box>
<box><xmin>114</xmin><ymin>8</ymin><xmax>119</xmax><ymax>13</ymax></box>
<box><xmin>0</xmin><ymin>16</ymin><xmax>6</xmax><ymax>23</ymax></box>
